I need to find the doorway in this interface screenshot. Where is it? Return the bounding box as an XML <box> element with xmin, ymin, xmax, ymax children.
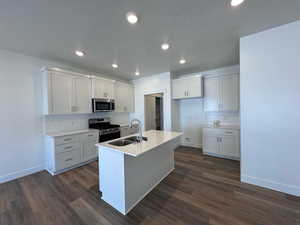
<box><xmin>144</xmin><ymin>93</ymin><xmax>164</xmax><ymax>131</ymax></box>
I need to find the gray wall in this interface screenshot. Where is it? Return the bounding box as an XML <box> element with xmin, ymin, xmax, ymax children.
<box><xmin>240</xmin><ymin>20</ymin><xmax>300</xmax><ymax>196</ymax></box>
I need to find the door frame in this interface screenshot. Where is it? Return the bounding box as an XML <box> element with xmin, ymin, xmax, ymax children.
<box><xmin>143</xmin><ymin>89</ymin><xmax>167</xmax><ymax>131</ymax></box>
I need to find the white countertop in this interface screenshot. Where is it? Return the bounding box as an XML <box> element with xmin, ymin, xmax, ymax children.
<box><xmin>203</xmin><ymin>124</ymin><xmax>240</xmax><ymax>130</ymax></box>
<box><xmin>46</xmin><ymin>129</ymin><xmax>99</xmax><ymax>137</ymax></box>
<box><xmin>96</xmin><ymin>130</ymin><xmax>182</xmax><ymax>157</ymax></box>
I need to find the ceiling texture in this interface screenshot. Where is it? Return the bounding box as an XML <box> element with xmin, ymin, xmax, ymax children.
<box><xmin>1</xmin><ymin>0</ymin><xmax>300</xmax><ymax>79</ymax></box>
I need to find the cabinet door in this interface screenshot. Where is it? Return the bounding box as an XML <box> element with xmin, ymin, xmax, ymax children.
<box><xmin>92</xmin><ymin>78</ymin><xmax>115</xmax><ymax>99</ymax></box>
<box><xmin>186</xmin><ymin>76</ymin><xmax>203</xmax><ymax>98</ymax></box>
<box><xmin>115</xmin><ymin>82</ymin><xmax>135</xmax><ymax>112</ymax></box>
<box><xmin>83</xmin><ymin>142</ymin><xmax>98</xmax><ymax>161</ymax></box>
<box><xmin>73</xmin><ymin>76</ymin><xmax>92</xmax><ymax>113</ymax></box>
<box><xmin>172</xmin><ymin>79</ymin><xmax>186</xmax><ymax>99</ymax></box>
<box><xmin>51</xmin><ymin>72</ymin><xmax>73</xmax><ymax>114</ymax></box>
<box><xmin>220</xmin><ymin>136</ymin><xmax>239</xmax><ymax>158</ymax></box>
<box><xmin>102</xmin><ymin>79</ymin><xmax>115</xmax><ymax>99</ymax></box>
<box><xmin>92</xmin><ymin>79</ymin><xmax>103</xmax><ymax>98</ymax></box>
<box><xmin>204</xmin><ymin>77</ymin><xmax>220</xmax><ymax>112</ymax></box>
<box><xmin>203</xmin><ymin>135</ymin><xmax>219</xmax><ymax>154</ymax></box>
<box><xmin>220</xmin><ymin>74</ymin><xmax>239</xmax><ymax>111</ymax></box>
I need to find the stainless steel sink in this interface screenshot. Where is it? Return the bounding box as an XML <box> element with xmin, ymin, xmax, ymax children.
<box><xmin>108</xmin><ymin>139</ymin><xmax>134</xmax><ymax>146</ymax></box>
<box><xmin>108</xmin><ymin>136</ymin><xmax>148</xmax><ymax>146</ymax></box>
<box><xmin>124</xmin><ymin>136</ymin><xmax>148</xmax><ymax>142</ymax></box>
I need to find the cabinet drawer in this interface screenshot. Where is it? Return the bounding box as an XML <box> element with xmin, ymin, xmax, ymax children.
<box><xmin>55</xmin><ymin>150</ymin><xmax>81</xmax><ymax>171</ymax></box>
<box><xmin>203</xmin><ymin>128</ymin><xmax>239</xmax><ymax>137</ymax></box>
<box><xmin>81</xmin><ymin>132</ymin><xmax>99</xmax><ymax>143</ymax></box>
<box><xmin>55</xmin><ymin>142</ymin><xmax>80</xmax><ymax>154</ymax></box>
<box><xmin>55</xmin><ymin>135</ymin><xmax>79</xmax><ymax>146</ymax></box>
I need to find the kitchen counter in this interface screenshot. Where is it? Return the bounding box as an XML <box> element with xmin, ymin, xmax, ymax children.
<box><xmin>96</xmin><ymin>130</ymin><xmax>182</xmax><ymax>215</ymax></box>
<box><xmin>45</xmin><ymin>129</ymin><xmax>99</xmax><ymax>137</ymax></box>
<box><xmin>97</xmin><ymin>130</ymin><xmax>182</xmax><ymax>157</ymax></box>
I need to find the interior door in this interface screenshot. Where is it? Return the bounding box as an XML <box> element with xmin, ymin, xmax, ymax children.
<box><xmin>144</xmin><ymin>95</ymin><xmax>156</xmax><ymax>130</ymax></box>
<box><xmin>73</xmin><ymin>76</ymin><xmax>91</xmax><ymax>113</ymax></box>
<box><xmin>203</xmin><ymin>135</ymin><xmax>219</xmax><ymax>154</ymax></box>
<box><xmin>220</xmin><ymin>74</ymin><xmax>239</xmax><ymax>111</ymax></box>
<box><xmin>51</xmin><ymin>72</ymin><xmax>73</xmax><ymax>114</ymax></box>
<box><xmin>204</xmin><ymin>77</ymin><xmax>220</xmax><ymax>112</ymax></box>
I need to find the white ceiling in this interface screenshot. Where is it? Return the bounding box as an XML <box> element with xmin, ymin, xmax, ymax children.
<box><xmin>1</xmin><ymin>0</ymin><xmax>300</xmax><ymax>79</ymax></box>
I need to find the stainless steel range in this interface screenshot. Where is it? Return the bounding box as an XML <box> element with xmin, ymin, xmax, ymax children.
<box><xmin>88</xmin><ymin>118</ymin><xmax>120</xmax><ymax>143</ymax></box>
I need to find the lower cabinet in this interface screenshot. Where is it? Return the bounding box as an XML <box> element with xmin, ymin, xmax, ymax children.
<box><xmin>45</xmin><ymin>130</ymin><xmax>99</xmax><ymax>175</ymax></box>
<box><xmin>203</xmin><ymin>128</ymin><xmax>240</xmax><ymax>160</ymax></box>
<box><xmin>82</xmin><ymin>142</ymin><xmax>98</xmax><ymax>161</ymax></box>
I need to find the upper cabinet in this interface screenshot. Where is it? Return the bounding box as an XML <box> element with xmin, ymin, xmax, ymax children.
<box><xmin>204</xmin><ymin>74</ymin><xmax>239</xmax><ymax>112</ymax></box>
<box><xmin>114</xmin><ymin>81</ymin><xmax>135</xmax><ymax>112</ymax></box>
<box><xmin>91</xmin><ymin>77</ymin><xmax>115</xmax><ymax>99</ymax></box>
<box><xmin>172</xmin><ymin>76</ymin><xmax>203</xmax><ymax>99</ymax></box>
<box><xmin>43</xmin><ymin>69</ymin><xmax>92</xmax><ymax>115</ymax></box>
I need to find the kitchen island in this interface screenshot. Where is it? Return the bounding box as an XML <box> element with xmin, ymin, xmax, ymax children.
<box><xmin>96</xmin><ymin>130</ymin><xmax>182</xmax><ymax>215</ymax></box>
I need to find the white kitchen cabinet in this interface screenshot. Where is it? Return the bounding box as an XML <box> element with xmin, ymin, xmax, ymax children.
<box><xmin>172</xmin><ymin>76</ymin><xmax>203</xmax><ymax>99</ymax></box>
<box><xmin>92</xmin><ymin>77</ymin><xmax>115</xmax><ymax>99</ymax></box>
<box><xmin>45</xmin><ymin>130</ymin><xmax>99</xmax><ymax>175</ymax></box>
<box><xmin>115</xmin><ymin>82</ymin><xmax>135</xmax><ymax>112</ymax></box>
<box><xmin>203</xmin><ymin>128</ymin><xmax>240</xmax><ymax>160</ymax></box>
<box><xmin>73</xmin><ymin>76</ymin><xmax>92</xmax><ymax>113</ymax></box>
<box><xmin>204</xmin><ymin>74</ymin><xmax>239</xmax><ymax>112</ymax></box>
<box><xmin>50</xmin><ymin>72</ymin><xmax>73</xmax><ymax>114</ymax></box>
<box><xmin>42</xmin><ymin>68</ymin><xmax>92</xmax><ymax>115</ymax></box>
<box><xmin>203</xmin><ymin>77</ymin><xmax>219</xmax><ymax>112</ymax></box>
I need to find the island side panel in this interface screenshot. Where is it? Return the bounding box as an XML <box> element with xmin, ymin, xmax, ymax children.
<box><xmin>99</xmin><ymin>146</ymin><xmax>126</xmax><ymax>214</ymax></box>
<box><xmin>124</xmin><ymin>137</ymin><xmax>180</xmax><ymax>214</ymax></box>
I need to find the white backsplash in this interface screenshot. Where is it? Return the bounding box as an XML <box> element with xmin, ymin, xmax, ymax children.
<box><xmin>205</xmin><ymin>111</ymin><xmax>240</xmax><ymax>125</ymax></box>
<box><xmin>44</xmin><ymin>112</ymin><xmax>131</xmax><ymax>134</ymax></box>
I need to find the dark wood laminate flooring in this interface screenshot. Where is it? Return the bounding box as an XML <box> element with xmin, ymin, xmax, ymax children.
<box><xmin>1</xmin><ymin>146</ymin><xmax>300</xmax><ymax>225</ymax></box>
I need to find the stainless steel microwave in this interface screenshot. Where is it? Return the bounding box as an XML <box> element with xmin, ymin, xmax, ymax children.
<box><xmin>92</xmin><ymin>98</ymin><xmax>115</xmax><ymax>112</ymax></box>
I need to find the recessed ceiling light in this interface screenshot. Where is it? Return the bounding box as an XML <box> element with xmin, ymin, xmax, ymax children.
<box><xmin>75</xmin><ymin>50</ymin><xmax>85</xmax><ymax>57</ymax></box>
<box><xmin>126</xmin><ymin>12</ymin><xmax>138</xmax><ymax>24</ymax></box>
<box><xmin>112</xmin><ymin>64</ymin><xmax>118</xmax><ymax>68</ymax></box>
<box><xmin>135</xmin><ymin>71</ymin><xmax>140</xmax><ymax>76</ymax></box>
<box><xmin>179</xmin><ymin>59</ymin><xmax>186</xmax><ymax>64</ymax></box>
<box><xmin>230</xmin><ymin>0</ymin><xmax>245</xmax><ymax>7</ymax></box>
<box><xmin>161</xmin><ymin>43</ymin><xmax>170</xmax><ymax>51</ymax></box>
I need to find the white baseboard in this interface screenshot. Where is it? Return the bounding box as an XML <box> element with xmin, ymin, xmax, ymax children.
<box><xmin>0</xmin><ymin>164</ymin><xmax>45</xmax><ymax>184</ymax></box>
<box><xmin>181</xmin><ymin>141</ymin><xmax>202</xmax><ymax>148</ymax></box>
<box><xmin>241</xmin><ymin>174</ymin><xmax>300</xmax><ymax>197</ymax></box>
<box><xmin>46</xmin><ymin>158</ymin><xmax>98</xmax><ymax>176</ymax></box>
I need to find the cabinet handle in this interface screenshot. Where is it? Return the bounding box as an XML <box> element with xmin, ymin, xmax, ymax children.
<box><xmin>64</xmin><ymin>138</ymin><xmax>72</xmax><ymax>141</ymax></box>
<box><xmin>225</xmin><ymin>131</ymin><xmax>233</xmax><ymax>134</ymax></box>
<box><xmin>65</xmin><ymin>158</ymin><xmax>73</xmax><ymax>162</ymax></box>
<box><xmin>64</xmin><ymin>146</ymin><xmax>73</xmax><ymax>150</ymax></box>
<box><xmin>88</xmin><ymin>134</ymin><xmax>94</xmax><ymax>137</ymax></box>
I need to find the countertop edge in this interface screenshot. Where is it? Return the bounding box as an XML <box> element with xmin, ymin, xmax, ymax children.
<box><xmin>96</xmin><ymin>131</ymin><xmax>183</xmax><ymax>157</ymax></box>
<box><xmin>45</xmin><ymin>129</ymin><xmax>99</xmax><ymax>137</ymax></box>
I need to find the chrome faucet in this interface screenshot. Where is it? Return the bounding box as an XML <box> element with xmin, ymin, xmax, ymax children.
<box><xmin>130</xmin><ymin>119</ymin><xmax>143</xmax><ymax>142</ymax></box>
